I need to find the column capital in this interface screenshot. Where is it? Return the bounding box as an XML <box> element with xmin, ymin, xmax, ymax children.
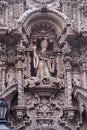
<box><xmin>65</xmin><ymin>61</ymin><xmax>72</xmax><ymax>71</ymax></box>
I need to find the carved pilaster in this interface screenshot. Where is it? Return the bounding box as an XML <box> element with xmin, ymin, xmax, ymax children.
<box><xmin>16</xmin><ymin>40</ymin><xmax>25</xmax><ymax>118</ymax></box>
<box><xmin>65</xmin><ymin>59</ymin><xmax>75</xmax><ymax>119</ymax></box>
<box><xmin>56</xmin><ymin>52</ymin><xmax>61</xmax><ymax>78</ymax></box>
<box><xmin>65</xmin><ymin>61</ymin><xmax>72</xmax><ymax>107</ymax></box>
<box><xmin>26</xmin><ymin>49</ymin><xmax>31</xmax><ymax>77</ymax></box>
<box><xmin>1</xmin><ymin>46</ymin><xmax>7</xmax><ymax>91</ymax></box>
<box><xmin>62</xmin><ymin>41</ymin><xmax>74</xmax><ymax>119</ymax></box>
<box><xmin>17</xmin><ymin>61</ymin><xmax>24</xmax><ymax>106</ymax></box>
<box><xmin>81</xmin><ymin>61</ymin><xmax>87</xmax><ymax>89</ymax></box>
<box><xmin>1</xmin><ymin>65</ymin><xmax>6</xmax><ymax>91</ymax></box>
<box><xmin>62</xmin><ymin>41</ymin><xmax>72</xmax><ymax>107</ymax></box>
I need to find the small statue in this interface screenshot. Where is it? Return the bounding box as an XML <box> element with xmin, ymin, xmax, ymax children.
<box><xmin>33</xmin><ymin>38</ymin><xmax>55</xmax><ymax>80</ymax></box>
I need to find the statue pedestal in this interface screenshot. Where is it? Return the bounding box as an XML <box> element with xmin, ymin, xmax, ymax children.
<box><xmin>14</xmin><ymin>106</ymin><xmax>26</xmax><ymax>119</ymax></box>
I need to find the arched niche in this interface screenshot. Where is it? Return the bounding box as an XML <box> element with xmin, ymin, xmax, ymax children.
<box><xmin>17</xmin><ymin>9</ymin><xmax>70</xmax><ymax>43</ymax></box>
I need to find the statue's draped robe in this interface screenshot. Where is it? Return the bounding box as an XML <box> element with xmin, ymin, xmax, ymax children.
<box><xmin>33</xmin><ymin>50</ymin><xmax>54</xmax><ymax>79</ymax></box>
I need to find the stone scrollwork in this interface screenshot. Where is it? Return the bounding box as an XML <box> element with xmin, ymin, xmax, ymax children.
<box><xmin>0</xmin><ymin>0</ymin><xmax>87</xmax><ymax>130</ymax></box>
<box><xmin>23</xmin><ymin>92</ymin><xmax>64</xmax><ymax>129</ymax></box>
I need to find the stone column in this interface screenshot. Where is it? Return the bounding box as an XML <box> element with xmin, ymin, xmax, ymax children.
<box><xmin>62</xmin><ymin>41</ymin><xmax>74</xmax><ymax>119</ymax></box>
<box><xmin>0</xmin><ymin>45</ymin><xmax>6</xmax><ymax>91</ymax></box>
<box><xmin>56</xmin><ymin>52</ymin><xmax>61</xmax><ymax>78</ymax></box>
<box><xmin>1</xmin><ymin>65</ymin><xmax>6</xmax><ymax>91</ymax></box>
<box><xmin>82</xmin><ymin>62</ymin><xmax>87</xmax><ymax>89</ymax></box>
<box><xmin>65</xmin><ymin>61</ymin><xmax>72</xmax><ymax>107</ymax></box>
<box><xmin>17</xmin><ymin>60</ymin><xmax>24</xmax><ymax>106</ymax></box>
<box><xmin>65</xmin><ymin>60</ymin><xmax>74</xmax><ymax>119</ymax></box>
<box><xmin>27</xmin><ymin>51</ymin><xmax>31</xmax><ymax>77</ymax></box>
<box><xmin>16</xmin><ymin>41</ymin><xmax>25</xmax><ymax>118</ymax></box>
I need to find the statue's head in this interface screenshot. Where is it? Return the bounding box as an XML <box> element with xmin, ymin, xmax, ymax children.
<box><xmin>41</xmin><ymin>38</ymin><xmax>48</xmax><ymax>50</ymax></box>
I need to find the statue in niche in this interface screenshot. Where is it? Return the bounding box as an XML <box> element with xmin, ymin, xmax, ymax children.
<box><xmin>33</xmin><ymin>38</ymin><xmax>54</xmax><ymax>80</ymax></box>
<box><xmin>23</xmin><ymin>38</ymin><xmax>64</xmax><ymax>88</ymax></box>
<box><xmin>6</xmin><ymin>67</ymin><xmax>16</xmax><ymax>87</ymax></box>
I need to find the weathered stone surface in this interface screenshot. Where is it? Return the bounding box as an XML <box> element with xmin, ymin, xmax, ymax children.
<box><xmin>0</xmin><ymin>0</ymin><xmax>87</xmax><ymax>130</ymax></box>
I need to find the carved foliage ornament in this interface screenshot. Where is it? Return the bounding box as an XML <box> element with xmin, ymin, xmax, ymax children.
<box><xmin>24</xmin><ymin>93</ymin><xmax>63</xmax><ymax>127</ymax></box>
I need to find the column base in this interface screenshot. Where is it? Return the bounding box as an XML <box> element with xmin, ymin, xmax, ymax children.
<box><xmin>64</xmin><ymin>106</ymin><xmax>75</xmax><ymax>120</ymax></box>
<box><xmin>14</xmin><ymin>106</ymin><xmax>26</xmax><ymax>119</ymax></box>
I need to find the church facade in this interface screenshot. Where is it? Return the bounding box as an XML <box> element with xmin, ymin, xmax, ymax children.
<box><xmin>0</xmin><ymin>0</ymin><xmax>87</xmax><ymax>130</ymax></box>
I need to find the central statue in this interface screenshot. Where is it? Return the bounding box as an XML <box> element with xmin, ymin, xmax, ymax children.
<box><xmin>33</xmin><ymin>38</ymin><xmax>54</xmax><ymax>80</ymax></box>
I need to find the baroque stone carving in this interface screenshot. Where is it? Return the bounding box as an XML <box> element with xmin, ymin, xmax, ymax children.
<box><xmin>33</xmin><ymin>38</ymin><xmax>55</xmax><ymax>79</ymax></box>
<box><xmin>0</xmin><ymin>1</ymin><xmax>87</xmax><ymax>130</ymax></box>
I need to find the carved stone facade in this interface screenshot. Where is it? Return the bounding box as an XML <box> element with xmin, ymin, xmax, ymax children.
<box><xmin>0</xmin><ymin>0</ymin><xmax>87</xmax><ymax>130</ymax></box>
